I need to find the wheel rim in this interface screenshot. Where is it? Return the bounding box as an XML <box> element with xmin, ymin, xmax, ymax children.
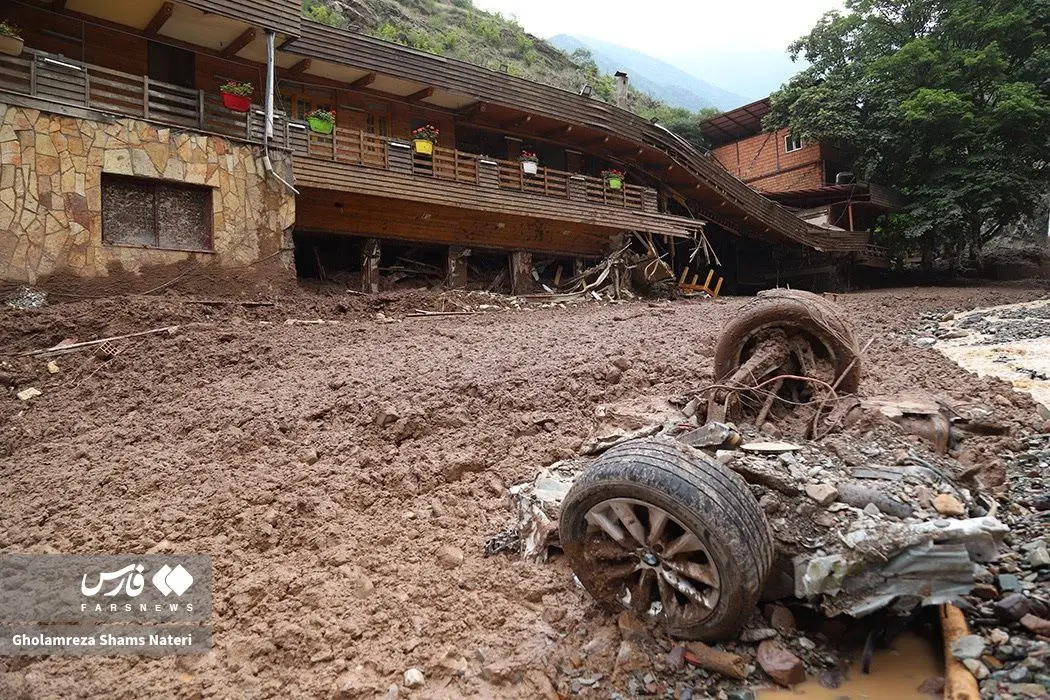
<box><xmin>581</xmin><ymin>498</ymin><xmax>721</xmax><ymax>627</ymax></box>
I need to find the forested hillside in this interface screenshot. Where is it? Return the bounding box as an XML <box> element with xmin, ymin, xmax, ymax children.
<box><xmin>300</xmin><ymin>0</ymin><xmax>717</xmax><ymax>147</ymax></box>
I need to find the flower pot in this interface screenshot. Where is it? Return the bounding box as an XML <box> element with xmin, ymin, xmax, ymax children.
<box><xmin>413</xmin><ymin>139</ymin><xmax>434</xmax><ymax>155</ymax></box>
<box><xmin>221</xmin><ymin>92</ymin><xmax>252</xmax><ymax>113</ymax></box>
<box><xmin>606</xmin><ymin>177</ymin><xmax>623</xmax><ymax>190</ymax></box>
<box><xmin>521</xmin><ymin>160</ymin><xmax>538</xmax><ymax>176</ymax></box>
<box><xmin>0</xmin><ymin>36</ymin><xmax>23</xmax><ymax>57</ymax></box>
<box><xmin>308</xmin><ymin>116</ymin><xmax>334</xmax><ymax>134</ymax></box>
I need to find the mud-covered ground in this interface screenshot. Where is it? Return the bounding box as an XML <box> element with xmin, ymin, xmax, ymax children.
<box><xmin>1</xmin><ymin>283</ymin><xmax>1048</xmax><ymax>698</ymax></box>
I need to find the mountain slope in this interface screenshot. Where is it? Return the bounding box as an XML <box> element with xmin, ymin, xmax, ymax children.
<box><xmin>549</xmin><ymin>34</ymin><xmax>745</xmax><ymax>111</ymax></box>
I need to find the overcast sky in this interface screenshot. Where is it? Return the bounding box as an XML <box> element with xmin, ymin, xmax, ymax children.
<box><xmin>472</xmin><ymin>0</ymin><xmax>844</xmax><ymax>97</ymax></box>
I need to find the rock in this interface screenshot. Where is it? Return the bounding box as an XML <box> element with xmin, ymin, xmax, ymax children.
<box><xmin>376</xmin><ymin>406</ymin><xmax>400</xmax><ymax>427</ymax></box>
<box><xmin>612</xmin><ymin>357</ymin><xmax>632</xmax><ymax>372</ymax></box>
<box><xmin>1008</xmin><ymin>683</ymin><xmax>1050</xmax><ymax>698</ymax></box>
<box><xmin>768</xmin><ymin>605</ymin><xmax>796</xmax><ymax>633</ymax></box>
<box><xmin>994</xmin><ymin>593</ymin><xmax>1031</xmax><ymax>622</ymax></box>
<box><xmin>382</xmin><ymin>685</ymin><xmax>399</xmax><ymax>700</ymax></box>
<box><xmin>805</xmin><ymin>483</ymin><xmax>838</xmax><ymax>507</ymax></box>
<box><xmin>435</xmin><ymin>544</ymin><xmax>464</xmax><ymax>569</ymax></box>
<box><xmin>614</xmin><ymin>640</ymin><xmax>649</xmax><ymax>674</ymax></box>
<box><xmin>604</xmin><ymin>366</ymin><xmax>623</xmax><ymax>384</ymax></box>
<box><xmin>327</xmin><ymin>379</ymin><xmax>346</xmax><ymax>390</ymax></box>
<box><xmin>988</xmin><ymin>628</ymin><xmax>1010</xmax><ymax>646</ymax></box>
<box><xmin>617</xmin><ymin>611</ymin><xmax>649</xmax><ymax>642</ymax></box>
<box><xmin>972</xmin><ymin>583</ymin><xmax>998</xmax><ymax>599</ymax></box>
<box><xmin>1007</xmin><ymin>666</ymin><xmax>1032</xmax><ymax>683</ymax></box>
<box><xmin>962</xmin><ymin>658</ymin><xmax>989</xmax><ymax>680</ymax></box>
<box><xmin>581</xmin><ymin>625</ymin><xmax>620</xmax><ymax>656</ymax></box>
<box><xmin>998</xmin><ymin>574</ymin><xmax>1023</xmax><ymax>592</ymax></box>
<box><xmin>915</xmin><ymin>337</ymin><xmax>937</xmax><ymax>347</ymax></box>
<box><xmin>46</xmin><ymin>361</ymin><xmax>59</xmax><ymax>374</ymax></box>
<box><xmin>300</xmin><ymin>448</ymin><xmax>319</xmax><ymax>465</ymax></box>
<box><xmin>797</xmin><ymin>637</ymin><xmax>816</xmax><ymax>651</ymax></box>
<box><xmin>402</xmin><ymin>668</ymin><xmax>425</xmax><ymax>688</ymax></box>
<box><xmin>933</xmin><ymin>493</ymin><xmax>966</xmax><ymax>517</ymax></box>
<box><xmin>756</xmin><ymin>640</ymin><xmax>806</xmax><ymax>686</ymax></box>
<box><xmin>16</xmin><ymin>387</ymin><xmax>41</xmax><ymax>401</ymax></box>
<box><xmin>950</xmin><ymin>634</ymin><xmax>986</xmax><ymax>660</ymax></box>
<box><xmin>740</xmin><ymin>628</ymin><xmax>778</xmax><ymax>643</ymax></box>
<box><xmin>917</xmin><ymin>676</ymin><xmax>945</xmax><ymax>695</ymax></box>
<box><xmin>666</xmin><ymin>644</ymin><xmax>685</xmax><ymax>671</ymax></box>
<box><xmin>1027</xmin><ymin>546</ymin><xmax>1050</xmax><ymax>568</ymax></box>
<box><xmin>1019</xmin><ymin>614</ymin><xmax>1050</xmax><ymax>636</ymax></box>
<box><xmin>863</xmin><ymin>503</ymin><xmax>881</xmax><ymax>517</ymax></box>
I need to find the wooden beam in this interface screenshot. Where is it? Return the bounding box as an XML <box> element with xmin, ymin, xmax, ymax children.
<box><xmin>220</xmin><ymin>27</ymin><xmax>257</xmax><ymax>58</ymax></box>
<box><xmin>284</xmin><ymin>58</ymin><xmax>312</xmax><ymax>78</ymax></box>
<box><xmin>541</xmin><ymin>124</ymin><xmax>573</xmax><ymax>138</ymax></box>
<box><xmin>458</xmin><ymin>101</ymin><xmax>487</xmax><ymax>118</ymax></box>
<box><xmin>50</xmin><ymin>0</ymin><xmax>68</xmax><ymax>10</ymax></box>
<box><xmin>350</xmin><ymin>72</ymin><xmax>377</xmax><ymax>89</ymax></box>
<box><xmin>405</xmin><ymin>86</ymin><xmax>435</xmax><ymax>103</ymax></box>
<box><xmin>501</xmin><ymin>114</ymin><xmax>533</xmax><ymax>130</ymax></box>
<box><xmin>144</xmin><ymin>2</ymin><xmax>174</xmax><ymax>36</ymax></box>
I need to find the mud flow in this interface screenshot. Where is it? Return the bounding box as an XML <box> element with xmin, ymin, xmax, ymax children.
<box><xmin>1</xmin><ymin>283</ymin><xmax>1048</xmax><ymax>698</ymax></box>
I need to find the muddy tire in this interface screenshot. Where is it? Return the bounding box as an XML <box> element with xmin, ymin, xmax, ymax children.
<box><xmin>560</xmin><ymin>438</ymin><xmax>773</xmax><ymax>641</ymax></box>
<box><xmin>714</xmin><ymin>289</ymin><xmax>862</xmax><ymax>393</ymax></box>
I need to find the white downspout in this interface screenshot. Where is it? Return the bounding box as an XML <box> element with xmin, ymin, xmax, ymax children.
<box><xmin>262</xmin><ymin>29</ymin><xmax>298</xmax><ymax>194</ymax></box>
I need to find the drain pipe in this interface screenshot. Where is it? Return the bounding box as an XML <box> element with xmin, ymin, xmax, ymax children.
<box><xmin>262</xmin><ymin>29</ymin><xmax>298</xmax><ymax>194</ymax></box>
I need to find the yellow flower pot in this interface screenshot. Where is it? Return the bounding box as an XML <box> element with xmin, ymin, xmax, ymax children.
<box><xmin>413</xmin><ymin>139</ymin><xmax>434</xmax><ymax>156</ymax></box>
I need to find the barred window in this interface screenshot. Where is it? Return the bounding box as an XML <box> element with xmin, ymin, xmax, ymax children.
<box><xmin>102</xmin><ymin>175</ymin><xmax>212</xmax><ymax>251</ymax></box>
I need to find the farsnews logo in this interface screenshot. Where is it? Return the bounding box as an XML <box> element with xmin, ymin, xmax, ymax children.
<box><xmin>78</xmin><ymin>562</ymin><xmax>196</xmax><ymax>612</ymax></box>
<box><xmin>151</xmin><ymin>565</ymin><xmax>194</xmax><ymax>597</ymax></box>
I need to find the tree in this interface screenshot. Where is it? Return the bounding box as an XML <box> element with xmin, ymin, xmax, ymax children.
<box><xmin>765</xmin><ymin>0</ymin><xmax>1050</xmax><ymax>267</ymax></box>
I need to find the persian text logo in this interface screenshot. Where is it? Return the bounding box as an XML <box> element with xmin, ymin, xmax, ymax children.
<box><xmin>80</xmin><ymin>564</ymin><xmax>194</xmax><ymax>598</ymax></box>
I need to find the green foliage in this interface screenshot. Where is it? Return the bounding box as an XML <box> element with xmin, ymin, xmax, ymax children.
<box><xmin>638</xmin><ymin>104</ymin><xmax>720</xmax><ymax>150</ymax></box>
<box><xmin>219</xmin><ymin>80</ymin><xmax>254</xmax><ymax>97</ymax></box>
<box><xmin>302</xmin><ymin>0</ymin><xmax>348</xmax><ymax>29</ymax></box>
<box><xmin>766</xmin><ymin>0</ymin><xmax>1050</xmax><ymax>265</ymax></box>
<box><xmin>0</xmin><ymin>20</ymin><xmax>21</xmax><ymax>38</ymax></box>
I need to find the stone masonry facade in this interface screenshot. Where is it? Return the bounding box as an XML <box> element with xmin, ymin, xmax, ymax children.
<box><xmin>0</xmin><ymin>102</ymin><xmax>295</xmax><ymax>284</ymax></box>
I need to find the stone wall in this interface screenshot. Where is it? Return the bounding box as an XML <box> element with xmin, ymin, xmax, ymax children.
<box><xmin>0</xmin><ymin>102</ymin><xmax>296</xmax><ymax>285</ymax></box>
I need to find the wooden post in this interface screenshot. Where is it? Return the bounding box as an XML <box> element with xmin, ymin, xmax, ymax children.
<box><xmin>509</xmin><ymin>250</ymin><xmax>533</xmax><ymax>296</ymax></box>
<box><xmin>847</xmin><ymin>203</ymin><xmax>855</xmax><ymax>231</ymax></box>
<box><xmin>447</xmin><ymin>246</ymin><xmax>469</xmax><ymax>289</ymax></box>
<box><xmin>361</xmin><ymin>238</ymin><xmax>381</xmax><ymax>294</ymax></box>
<box><xmin>142</xmin><ymin>75</ymin><xmax>150</xmax><ymax>118</ymax></box>
<box><xmin>573</xmin><ymin>258</ymin><xmax>586</xmax><ymax>278</ymax></box>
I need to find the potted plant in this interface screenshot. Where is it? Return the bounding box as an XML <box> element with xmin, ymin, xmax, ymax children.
<box><xmin>0</xmin><ymin>21</ymin><xmax>23</xmax><ymax>57</ymax></box>
<box><xmin>307</xmin><ymin>108</ymin><xmax>336</xmax><ymax>135</ymax></box>
<box><xmin>411</xmin><ymin>124</ymin><xmax>439</xmax><ymax>155</ymax></box>
<box><xmin>219</xmin><ymin>80</ymin><xmax>253</xmax><ymax>113</ymax></box>
<box><xmin>603</xmin><ymin>169</ymin><xmax>625</xmax><ymax>190</ymax></box>
<box><xmin>519</xmin><ymin>151</ymin><xmax>539</xmax><ymax>176</ymax></box>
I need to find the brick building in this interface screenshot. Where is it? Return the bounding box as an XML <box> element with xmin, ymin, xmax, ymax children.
<box><xmin>701</xmin><ymin>98</ymin><xmax>900</xmax><ymax>243</ymax></box>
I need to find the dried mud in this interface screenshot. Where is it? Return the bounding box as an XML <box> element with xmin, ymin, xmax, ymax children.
<box><xmin>1</xmin><ymin>282</ymin><xmax>1048</xmax><ymax>698</ymax></box>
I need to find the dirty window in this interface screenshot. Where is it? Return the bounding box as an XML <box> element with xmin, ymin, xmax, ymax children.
<box><xmin>102</xmin><ymin>175</ymin><xmax>212</xmax><ymax>251</ymax></box>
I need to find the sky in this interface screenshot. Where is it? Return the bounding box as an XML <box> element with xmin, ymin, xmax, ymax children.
<box><xmin>472</xmin><ymin>0</ymin><xmax>845</xmax><ymax>99</ymax></box>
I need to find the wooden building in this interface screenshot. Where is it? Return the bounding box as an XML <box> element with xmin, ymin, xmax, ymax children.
<box><xmin>703</xmin><ymin>98</ymin><xmax>900</xmax><ymax>267</ymax></box>
<box><xmin>0</xmin><ymin>1</ymin><xmax>882</xmax><ymax>293</ymax></box>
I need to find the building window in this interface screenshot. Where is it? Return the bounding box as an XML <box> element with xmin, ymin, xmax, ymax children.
<box><xmin>784</xmin><ymin>134</ymin><xmax>803</xmax><ymax>153</ymax></box>
<box><xmin>102</xmin><ymin>175</ymin><xmax>213</xmax><ymax>251</ymax></box>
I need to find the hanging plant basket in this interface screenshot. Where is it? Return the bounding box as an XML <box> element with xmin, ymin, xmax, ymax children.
<box><xmin>219</xmin><ymin>81</ymin><xmax>254</xmax><ymax>113</ymax></box>
<box><xmin>519</xmin><ymin>151</ymin><xmax>539</xmax><ymax>176</ymax></box>
<box><xmin>0</xmin><ymin>35</ymin><xmax>23</xmax><ymax>57</ymax></box>
<box><xmin>603</xmin><ymin>169</ymin><xmax>625</xmax><ymax>190</ymax></box>
<box><xmin>307</xmin><ymin>109</ymin><xmax>336</xmax><ymax>134</ymax></box>
<box><xmin>410</xmin><ymin>124</ymin><xmax>439</xmax><ymax>156</ymax></box>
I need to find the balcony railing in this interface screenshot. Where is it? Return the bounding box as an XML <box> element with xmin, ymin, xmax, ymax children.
<box><xmin>0</xmin><ymin>49</ymin><xmax>292</xmax><ymax>148</ymax></box>
<box><xmin>293</xmin><ymin>127</ymin><xmax>660</xmax><ymax>213</ymax></box>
